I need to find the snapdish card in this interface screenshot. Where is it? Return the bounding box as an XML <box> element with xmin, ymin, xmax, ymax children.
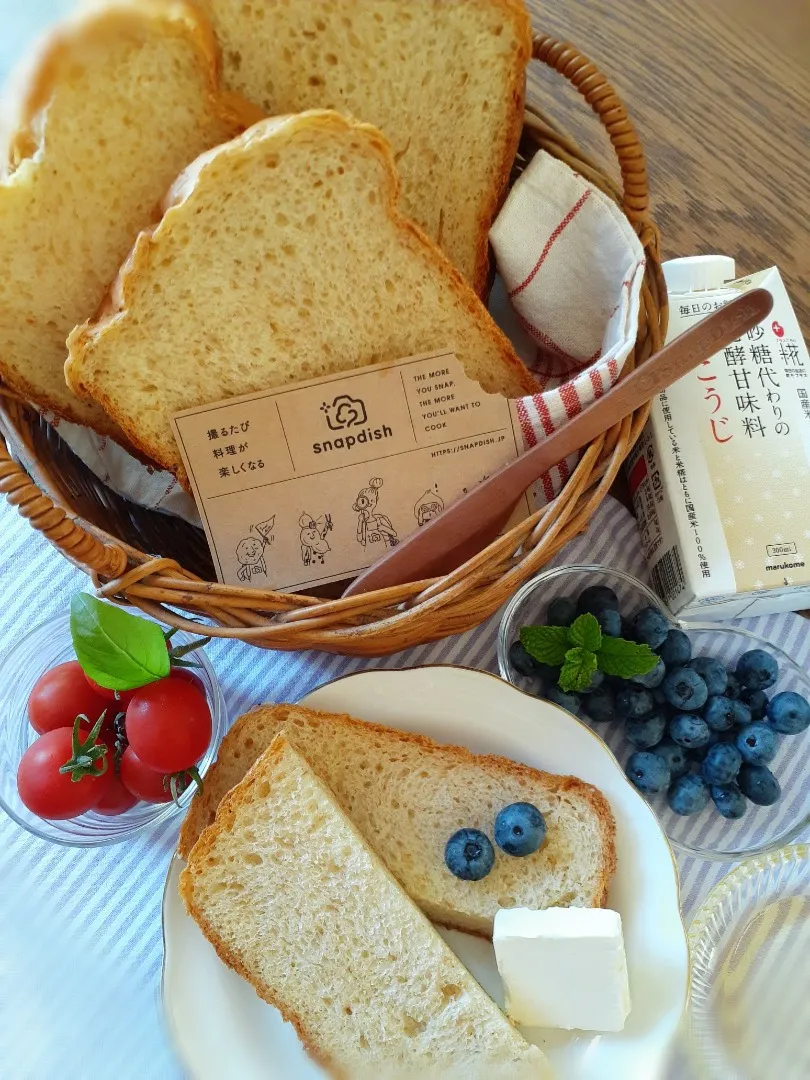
<box><xmin>172</xmin><ymin>349</ymin><xmax>530</xmax><ymax>591</ymax></box>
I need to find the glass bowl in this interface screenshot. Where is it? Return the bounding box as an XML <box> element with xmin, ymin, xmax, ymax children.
<box><xmin>687</xmin><ymin>845</ymin><xmax>810</xmax><ymax>1080</ymax></box>
<box><xmin>0</xmin><ymin>612</ymin><xmax>226</xmax><ymax>846</ymax></box>
<box><xmin>497</xmin><ymin>565</ymin><xmax>810</xmax><ymax>860</ymax></box>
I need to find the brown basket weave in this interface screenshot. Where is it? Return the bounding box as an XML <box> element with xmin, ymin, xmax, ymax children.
<box><xmin>0</xmin><ymin>34</ymin><xmax>667</xmax><ymax>656</ymax></box>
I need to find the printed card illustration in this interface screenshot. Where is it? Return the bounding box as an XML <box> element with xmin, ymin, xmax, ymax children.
<box><xmin>353</xmin><ymin>478</ymin><xmax>398</xmax><ymax>549</ymax></box>
<box><xmin>414</xmin><ymin>486</ymin><xmax>444</xmax><ymax>527</ymax></box>
<box><xmin>299</xmin><ymin>513</ymin><xmax>333</xmax><ymax>567</ymax></box>
<box><xmin>235</xmin><ymin>516</ymin><xmax>275</xmax><ymax>583</ymax></box>
<box><xmin>321</xmin><ymin>393</ymin><xmax>367</xmax><ymax>431</ymax></box>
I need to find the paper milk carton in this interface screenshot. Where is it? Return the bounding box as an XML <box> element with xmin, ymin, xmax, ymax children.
<box><xmin>627</xmin><ymin>257</ymin><xmax>810</xmax><ymax>620</ymax></box>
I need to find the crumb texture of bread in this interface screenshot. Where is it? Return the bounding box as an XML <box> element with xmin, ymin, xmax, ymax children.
<box><xmin>193</xmin><ymin>0</ymin><xmax>532</xmax><ymax>291</ymax></box>
<box><xmin>179</xmin><ymin>705</ymin><xmax>617</xmax><ymax>937</ymax></box>
<box><xmin>66</xmin><ymin>110</ymin><xmax>535</xmax><ymax>475</ymax></box>
<box><xmin>180</xmin><ymin>735</ymin><xmax>547</xmax><ymax>1079</ymax></box>
<box><xmin>0</xmin><ymin>0</ymin><xmax>251</xmax><ymax>429</ymax></box>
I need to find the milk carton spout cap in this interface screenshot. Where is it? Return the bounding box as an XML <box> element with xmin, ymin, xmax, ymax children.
<box><xmin>663</xmin><ymin>256</ymin><xmax>736</xmax><ymax>294</ymax></box>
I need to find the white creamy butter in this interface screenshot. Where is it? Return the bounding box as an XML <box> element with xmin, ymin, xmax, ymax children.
<box><xmin>493</xmin><ymin>907</ymin><xmax>631</xmax><ymax>1032</ymax></box>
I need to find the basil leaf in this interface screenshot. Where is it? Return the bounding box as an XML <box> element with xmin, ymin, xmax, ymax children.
<box><xmin>520</xmin><ymin>625</ymin><xmax>570</xmax><ymax>667</ymax></box>
<box><xmin>568</xmin><ymin>612</ymin><xmax>602</xmax><ymax>652</ymax></box>
<box><xmin>70</xmin><ymin>593</ymin><xmax>170</xmax><ymax>691</ymax></box>
<box><xmin>596</xmin><ymin>636</ymin><xmax>659</xmax><ymax>679</ymax></box>
<box><xmin>558</xmin><ymin>647</ymin><xmax>598</xmax><ymax>693</ymax></box>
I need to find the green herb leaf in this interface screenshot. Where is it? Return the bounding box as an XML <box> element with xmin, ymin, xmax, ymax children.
<box><xmin>558</xmin><ymin>647</ymin><xmax>599</xmax><ymax>693</ymax></box>
<box><xmin>568</xmin><ymin>612</ymin><xmax>602</xmax><ymax>652</ymax></box>
<box><xmin>70</xmin><ymin>593</ymin><xmax>170</xmax><ymax>691</ymax></box>
<box><xmin>597</xmin><ymin>635</ymin><xmax>659</xmax><ymax>679</ymax></box>
<box><xmin>520</xmin><ymin>625</ymin><xmax>571</xmax><ymax>667</ymax></box>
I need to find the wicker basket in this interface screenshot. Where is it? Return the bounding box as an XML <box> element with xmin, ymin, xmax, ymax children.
<box><xmin>0</xmin><ymin>34</ymin><xmax>667</xmax><ymax>656</ymax></box>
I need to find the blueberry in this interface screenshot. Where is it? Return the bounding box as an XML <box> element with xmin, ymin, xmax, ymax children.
<box><xmin>703</xmin><ymin>695</ymin><xmax>738</xmax><ymax>732</ymax></box>
<box><xmin>652</xmin><ymin>686</ymin><xmax>668</xmax><ymax>709</ymax></box>
<box><xmin>626</xmin><ymin>711</ymin><xmax>666</xmax><ymax>749</ymax></box>
<box><xmin>509</xmin><ymin>640</ymin><xmax>540</xmax><ymax>677</ymax></box>
<box><xmin>724</xmin><ymin>672</ymin><xmax>743</xmax><ymax>700</ymax></box>
<box><xmin>630</xmin><ymin>656</ymin><xmax>667</xmax><ymax>688</ymax></box>
<box><xmin>730</xmin><ymin>700</ymin><xmax>752</xmax><ymax>728</ymax></box>
<box><xmin>668</xmin><ymin>774</ymin><xmax>710</xmax><ymax>816</ymax></box>
<box><xmin>663</xmin><ymin>667</ymin><xmax>709</xmax><ymax>712</ymax></box>
<box><xmin>736</xmin><ymin>723</ymin><xmax>778</xmax><ymax>766</ymax></box>
<box><xmin>657</xmin><ymin>629</ymin><xmax>692</xmax><ymax>667</ymax></box>
<box><xmin>630</xmin><ymin>606</ymin><xmax>670</xmax><ymax>650</ymax></box>
<box><xmin>616</xmin><ymin>685</ymin><xmax>655</xmax><ymax>720</ymax></box>
<box><xmin>655</xmin><ymin>739</ymin><xmax>690</xmax><ymax>780</ymax></box>
<box><xmin>670</xmin><ymin>713</ymin><xmax>712</xmax><ymax>749</ymax></box>
<box><xmin>736</xmin><ymin>650</ymin><xmax>779</xmax><ymax>691</ymax></box>
<box><xmin>711</xmin><ymin>783</ymin><xmax>748</xmax><ymax>819</ymax></box>
<box><xmin>576</xmin><ymin>585</ymin><xmax>619</xmax><ymax>617</ymax></box>
<box><xmin>738</xmin><ymin>764</ymin><xmax>781</xmax><ymax>805</ymax></box>
<box><xmin>686</xmin><ymin>656</ymin><xmax>728</xmax><ymax>697</ymax></box>
<box><xmin>547</xmin><ymin>596</ymin><xmax>577</xmax><ymax>626</ymax></box>
<box><xmin>579</xmin><ymin>669</ymin><xmax>605</xmax><ymax>694</ymax></box>
<box><xmin>444</xmin><ymin>828</ymin><xmax>495</xmax><ymax>880</ymax></box>
<box><xmin>767</xmin><ymin>691</ymin><xmax>810</xmax><ymax>734</ymax></box>
<box><xmin>740</xmin><ymin>687</ymin><xmax>768</xmax><ymax>721</ymax></box>
<box><xmin>494</xmin><ymin>802</ymin><xmax>547</xmax><ymax>857</ymax></box>
<box><xmin>625</xmin><ymin>751</ymin><xmax>670</xmax><ymax>793</ymax></box>
<box><xmin>701</xmin><ymin>743</ymin><xmax>743</xmax><ymax>785</ymax></box>
<box><xmin>546</xmin><ymin>684</ymin><xmax>582</xmax><ymax>716</ymax></box>
<box><xmin>581</xmin><ymin>687</ymin><xmax>618</xmax><ymax>723</ymax></box>
<box><xmin>595</xmin><ymin>608</ymin><xmax>622</xmax><ymax>637</ymax></box>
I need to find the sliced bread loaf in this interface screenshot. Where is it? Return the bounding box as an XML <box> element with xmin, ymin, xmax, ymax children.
<box><xmin>178</xmin><ymin>704</ymin><xmax>616</xmax><ymax>937</ymax></box>
<box><xmin>180</xmin><ymin>734</ymin><xmax>549</xmax><ymax>1079</ymax></box>
<box><xmin>192</xmin><ymin>0</ymin><xmax>533</xmax><ymax>292</ymax></box>
<box><xmin>66</xmin><ymin>110</ymin><xmax>536</xmax><ymax>478</ymax></box>
<box><xmin>0</xmin><ymin>0</ymin><xmax>260</xmax><ymax>431</ymax></box>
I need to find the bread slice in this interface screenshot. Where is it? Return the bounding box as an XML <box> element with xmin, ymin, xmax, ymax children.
<box><xmin>0</xmin><ymin>0</ymin><xmax>260</xmax><ymax>431</ymax></box>
<box><xmin>192</xmin><ymin>0</ymin><xmax>533</xmax><ymax>292</ymax></box>
<box><xmin>180</xmin><ymin>734</ymin><xmax>548</xmax><ymax>1079</ymax></box>
<box><xmin>66</xmin><ymin>110</ymin><xmax>536</xmax><ymax>477</ymax></box>
<box><xmin>178</xmin><ymin>705</ymin><xmax>616</xmax><ymax>937</ymax></box>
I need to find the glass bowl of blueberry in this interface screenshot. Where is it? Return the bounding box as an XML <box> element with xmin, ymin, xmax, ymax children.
<box><xmin>497</xmin><ymin>565</ymin><xmax>810</xmax><ymax>860</ymax></box>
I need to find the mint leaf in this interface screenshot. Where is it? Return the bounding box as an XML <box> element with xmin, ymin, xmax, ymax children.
<box><xmin>597</xmin><ymin>635</ymin><xmax>659</xmax><ymax>679</ymax></box>
<box><xmin>70</xmin><ymin>593</ymin><xmax>170</xmax><ymax>691</ymax></box>
<box><xmin>568</xmin><ymin>612</ymin><xmax>602</xmax><ymax>652</ymax></box>
<box><xmin>558</xmin><ymin>647</ymin><xmax>598</xmax><ymax>693</ymax></box>
<box><xmin>520</xmin><ymin>625</ymin><xmax>570</xmax><ymax>667</ymax></box>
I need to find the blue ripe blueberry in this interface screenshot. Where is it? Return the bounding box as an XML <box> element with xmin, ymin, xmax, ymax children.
<box><xmin>724</xmin><ymin>672</ymin><xmax>743</xmax><ymax>700</ymax></box>
<box><xmin>663</xmin><ymin>667</ymin><xmax>709</xmax><ymax>712</ymax></box>
<box><xmin>576</xmin><ymin>585</ymin><xmax>619</xmax><ymax>617</ymax></box>
<box><xmin>767</xmin><ymin>691</ymin><xmax>810</xmax><ymax>735</ymax></box>
<box><xmin>652</xmin><ymin>685</ymin><xmax>668</xmax><ymax>709</ymax></box>
<box><xmin>625</xmin><ymin>751</ymin><xmax>670</xmax><ymax>794</ymax></box>
<box><xmin>711</xmin><ymin>783</ymin><xmax>747</xmax><ymax>819</ymax></box>
<box><xmin>738</xmin><ymin>764</ymin><xmax>781</xmax><ymax>806</ymax></box>
<box><xmin>579</xmin><ymin>669</ymin><xmax>605</xmax><ymax>695</ymax></box>
<box><xmin>730</xmin><ymin>699</ymin><xmax>752</xmax><ymax>728</ymax></box>
<box><xmin>626</xmin><ymin>711</ymin><xmax>666</xmax><ymax>749</ymax></box>
<box><xmin>735</xmin><ymin>723</ymin><xmax>778</xmax><ymax>766</ymax></box>
<box><xmin>686</xmin><ymin>656</ymin><xmax>727</xmax><ymax>696</ymax></box>
<box><xmin>703</xmin><ymin>695</ymin><xmax>738</xmax><ymax>732</ymax></box>
<box><xmin>595</xmin><ymin>608</ymin><xmax>622</xmax><ymax>637</ymax></box>
<box><xmin>670</xmin><ymin>713</ymin><xmax>712</xmax><ymax>749</ymax></box>
<box><xmin>445</xmin><ymin>828</ymin><xmax>495</xmax><ymax>880</ymax></box>
<box><xmin>494</xmin><ymin>802</ymin><xmax>546</xmax><ymax>857</ymax></box>
<box><xmin>616</xmin><ymin>685</ymin><xmax>655</xmax><ymax>720</ymax></box>
<box><xmin>547</xmin><ymin>595</ymin><xmax>577</xmax><ymax>626</ymax></box>
<box><xmin>667</xmin><ymin>774</ymin><xmax>710</xmax><ymax>816</ymax></box>
<box><xmin>655</xmin><ymin>739</ymin><xmax>690</xmax><ymax>780</ymax></box>
<box><xmin>546</xmin><ymin>684</ymin><xmax>582</xmax><ymax>716</ymax></box>
<box><xmin>701</xmin><ymin>743</ymin><xmax>743</xmax><ymax>786</ymax></box>
<box><xmin>736</xmin><ymin>650</ymin><xmax>779</xmax><ymax>691</ymax></box>
<box><xmin>740</xmin><ymin>687</ymin><xmax>768</xmax><ymax>721</ymax></box>
<box><xmin>631</xmin><ymin>656</ymin><xmax>667</xmax><ymax>689</ymax></box>
<box><xmin>657</xmin><ymin>629</ymin><xmax>692</xmax><ymax>667</ymax></box>
<box><xmin>630</xmin><ymin>606</ymin><xmax>670</xmax><ymax>650</ymax></box>
<box><xmin>581</xmin><ymin>687</ymin><xmax>618</xmax><ymax>723</ymax></box>
<box><xmin>509</xmin><ymin>640</ymin><xmax>540</xmax><ymax>678</ymax></box>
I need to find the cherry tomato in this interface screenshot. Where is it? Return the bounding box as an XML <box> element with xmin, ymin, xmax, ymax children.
<box><xmin>125</xmin><ymin>677</ymin><xmax>211</xmax><ymax>773</ymax></box>
<box><xmin>119</xmin><ymin>747</ymin><xmax>172</xmax><ymax>803</ymax></box>
<box><xmin>27</xmin><ymin>662</ymin><xmax>109</xmax><ymax>736</ymax></box>
<box><xmin>169</xmin><ymin>667</ymin><xmax>206</xmax><ymax>695</ymax></box>
<box><xmin>94</xmin><ymin>768</ymin><xmax>139</xmax><ymax>816</ymax></box>
<box><xmin>17</xmin><ymin>728</ymin><xmax>109</xmax><ymax>819</ymax></box>
<box><xmin>84</xmin><ymin>673</ymin><xmax>137</xmax><ymax>708</ymax></box>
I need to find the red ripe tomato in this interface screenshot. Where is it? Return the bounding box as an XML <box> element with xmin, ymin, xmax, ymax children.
<box><xmin>94</xmin><ymin>768</ymin><xmax>139</xmax><ymax>816</ymax></box>
<box><xmin>169</xmin><ymin>667</ymin><xmax>206</xmax><ymax>695</ymax></box>
<box><xmin>125</xmin><ymin>677</ymin><xmax>211</xmax><ymax>773</ymax></box>
<box><xmin>27</xmin><ymin>662</ymin><xmax>109</xmax><ymax>736</ymax></box>
<box><xmin>17</xmin><ymin>728</ymin><xmax>109</xmax><ymax>819</ymax></box>
<box><xmin>119</xmin><ymin>747</ymin><xmax>172</xmax><ymax>803</ymax></box>
<box><xmin>83</xmin><ymin>673</ymin><xmax>137</xmax><ymax>708</ymax></box>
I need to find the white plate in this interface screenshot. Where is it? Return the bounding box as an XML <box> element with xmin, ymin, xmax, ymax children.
<box><xmin>163</xmin><ymin>666</ymin><xmax>688</xmax><ymax>1080</ymax></box>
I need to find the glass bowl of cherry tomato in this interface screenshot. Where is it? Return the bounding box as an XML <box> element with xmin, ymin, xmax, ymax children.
<box><xmin>0</xmin><ymin>611</ymin><xmax>226</xmax><ymax>846</ymax></box>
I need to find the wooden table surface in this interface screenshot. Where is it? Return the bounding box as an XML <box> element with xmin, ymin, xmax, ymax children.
<box><xmin>524</xmin><ymin>0</ymin><xmax>810</xmax><ymax>334</ymax></box>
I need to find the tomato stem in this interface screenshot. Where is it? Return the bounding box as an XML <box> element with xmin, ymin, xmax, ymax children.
<box><xmin>59</xmin><ymin>714</ymin><xmax>109</xmax><ymax>782</ymax></box>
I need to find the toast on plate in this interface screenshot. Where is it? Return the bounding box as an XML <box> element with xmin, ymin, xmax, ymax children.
<box><xmin>0</xmin><ymin>0</ymin><xmax>260</xmax><ymax>432</ymax></box>
<box><xmin>178</xmin><ymin>704</ymin><xmax>617</xmax><ymax>937</ymax></box>
<box><xmin>66</xmin><ymin>110</ymin><xmax>536</xmax><ymax>479</ymax></box>
<box><xmin>180</xmin><ymin>734</ymin><xmax>549</xmax><ymax>1080</ymax></box>
<box><xmin>192</xmin><ymin>0</ymin><xmax>533</xmax><ymax>292</ymax></box>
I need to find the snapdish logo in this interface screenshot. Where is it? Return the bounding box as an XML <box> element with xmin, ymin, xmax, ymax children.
<box><xmin>320</xmin><ymin>394</ymin><xmax>367</xmax><ymax>431</ymax></box>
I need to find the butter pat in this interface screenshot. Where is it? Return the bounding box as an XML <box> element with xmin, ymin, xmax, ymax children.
<box><xmin>493</xmin><ymin>907</ymin><xmax>631</xmax><ymax>1032</ymax></box>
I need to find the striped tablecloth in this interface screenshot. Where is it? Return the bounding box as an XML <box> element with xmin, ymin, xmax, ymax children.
<box><xmin>1</xmin><ymin>490</ymin><xmax>808</xmax><ymax>1079</ymax></box>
